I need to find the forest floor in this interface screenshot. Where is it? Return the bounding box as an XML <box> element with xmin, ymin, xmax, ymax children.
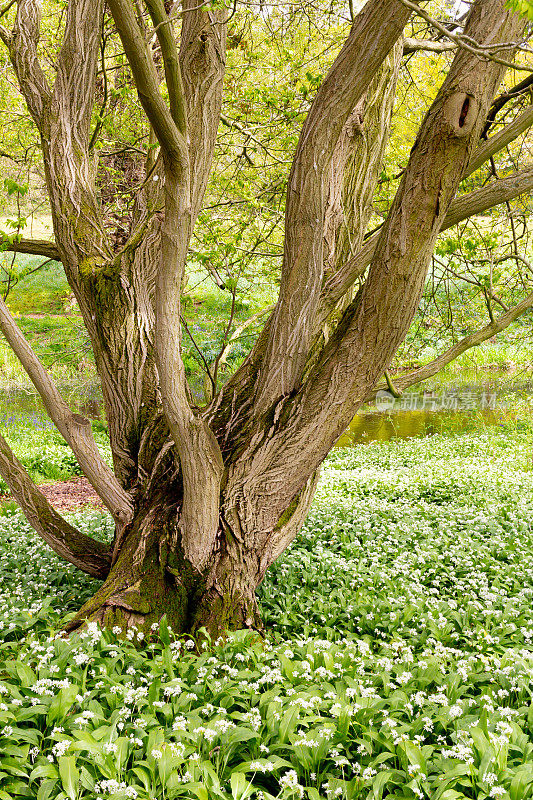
<box><xmin>1</xmin><ymin>475</ymin><xmax>104</xmax><ymax>512</ymax></box>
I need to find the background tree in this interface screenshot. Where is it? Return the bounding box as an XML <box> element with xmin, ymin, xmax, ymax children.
<box><xmin>0</xmin><ymin>0</ymin><xmax>532</xmax><ymax>637</ymax></box>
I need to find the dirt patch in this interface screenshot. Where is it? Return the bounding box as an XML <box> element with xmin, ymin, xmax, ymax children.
<box><xmin>2</xmin><ymin>477</ymin><xmax>105</xmax><ymax>513</ymax></box>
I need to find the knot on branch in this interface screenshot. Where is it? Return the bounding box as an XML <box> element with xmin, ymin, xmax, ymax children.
<box><xmin>445</xmin><ymin>92</ymin><xmax>478</xmax><ymax>137</ymax></box>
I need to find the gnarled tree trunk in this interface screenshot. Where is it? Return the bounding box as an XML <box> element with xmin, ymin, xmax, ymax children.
<box><xmin>0</xmin><ymin>0</ymin><xmax>532</xmax><ymax>639</ymax></box>
<box><xmin>65</xmin><ymin>421</ymin><xmax>319</xmax><ymax>637</ymax></box>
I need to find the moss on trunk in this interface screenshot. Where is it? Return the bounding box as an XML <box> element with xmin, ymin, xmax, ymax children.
<box><xmin>64</xmin><ymin>492</ymin><xmax>265</xmax><ymax>639</ymax></box>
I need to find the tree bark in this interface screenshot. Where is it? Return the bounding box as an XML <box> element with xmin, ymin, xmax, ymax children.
<box><xmin>0</xmin><ymin>0</ymin><xmax>531</xmax><ymax>642</ymax></box>
<box><xmin>65</xmin><ymin>468</ymin><xmax>318</xmax><ymax>637</ymax></box>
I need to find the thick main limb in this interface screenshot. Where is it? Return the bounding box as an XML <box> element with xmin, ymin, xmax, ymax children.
<box><xmin>110</xmin><ymin>0</ymin><xmax>224</xmax><ymax>570</ymax></box>
<box><xmin>297</xmin><ymin>0</ymin><xmax>526</xmax><ymax>462</ymax></box>
<box><xmin>228</xmin><ymin>0</ymin><xmax>525</xmax><ymax>529</ymax></box>
<box><xmin>0</xmin><ymin>434</ymin><xmax>111</xmax><ymax>578</ymax></box>
<box><xmin>0</xmin><ymin>0</ymin><xmax>51</xmax><ymax>125</ymax></box>
<box><xmin>0</xmin><ymin>295</ymin><xmax>133</xmax><ymax>523</ymax></box>
<box><xmin>180</xmin><ymin>0</ymin><xmax>227</xmax><ymax>226</ymax></box>
<box><xmin>252</xmin><ymin>0</ymin><xmax>414</xmax><ymax>411</ymax></box>
<box><xmin>321</xmin><ymin>101</ymin><xmax>533</xmax><ymax>311</ymax></box>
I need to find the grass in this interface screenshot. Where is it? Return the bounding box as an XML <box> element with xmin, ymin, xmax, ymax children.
<box><xmin>0</xmin><ymin>423</ymin><xmax>533</xmax><ymax>798</ymax></box>
<box><xmin>0</xmin><ymin>255</ymin><xmax>97</xmax><ymax>388</ymax></box>
<box><xmin>1</xmin><ymin>257</ymin><xmax>72</xmax><ymax>316</ymax></box>
<box><xmin>0</xmin><ymin>415</ymin><xmax>111</xmax><ymax>492</ymax></box>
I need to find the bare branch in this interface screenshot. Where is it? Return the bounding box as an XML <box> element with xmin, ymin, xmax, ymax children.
<box><xmin>466</xmin><ymin>103</ymin><xmax>533</xmax><ymax>176</ymax></box>
<box><xmin>107</xmin><ymin>0</ymin><xmax>187</xmax><ymax>167</ymax></box>
<box><xmin>0</xmin><ymin>236</ymin><xmax>61</xmax><ymax>260</ymax></box>
<box><xmin>0</xmin><ymin>0</ymin><xmax>15</xmax><ymax>42</ymax></box>
<box><xmin>403</xmin><ymin>37</ymin><xmax>456</xmax><ymax>54</ymax></box>
<box><xmin>145</xmin><ymin>0</ymin><xmax>187</xmax><ymax>134</ymax></box>
<box><xmin>0</xmin><ymin>295</ymin><xmax>134</xmax><ymax>524</ymax></box>
<box><xmin>445</xmin><ymin>163</ymin><xmax>533</xmax><ymax>227</ymax></box>
<box><xmin>0</xmin><ymin>0</ymin><xmax>15</xmax><ymax>18</ymax></box>
<box><xmin>483</xmin><ymin>72</ymin><xmax>533</xmax><ymax>136</ymax></box>
<box><xmin>369</xmin><ymin>289</ymin><xmax>533</xmax><ymax>400</ymax></box>
<box><xmin>0</xmin><ymin>433</ymin><xmax>111</xmax><ymax>578</ymax></box>
<box><xmin>398</xmin><ymin>0</ymin><xmax>533</xmax><ymax>72</ymax></box>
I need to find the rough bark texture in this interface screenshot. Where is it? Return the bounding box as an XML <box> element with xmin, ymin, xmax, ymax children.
<box><xmin>0</xmin><ymin>0</ymin><xmax>531</xmax><ymax>638</ymax></box>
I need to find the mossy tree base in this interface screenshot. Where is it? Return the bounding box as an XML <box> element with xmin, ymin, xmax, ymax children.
<box><xmin>63</xmin><ymin>490</ymin><xmax>266</xmax><ymax>640</ymax></box>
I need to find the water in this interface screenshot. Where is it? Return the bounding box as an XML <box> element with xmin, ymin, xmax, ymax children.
<box><xmin>0</xmin><ymin>376</ymin><xmax>531</xmax><ymax>445</ymax></box>
<box><xmin>337</xmin><ymin>379</ymin><xmax>533</xmax><ymax>446</ymax></box>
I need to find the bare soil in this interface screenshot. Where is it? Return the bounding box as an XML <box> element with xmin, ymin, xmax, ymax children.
<box><xmin>2</xmin><ymin>477</ymin><xmax>105</xmax><ymax>513</ymax></box>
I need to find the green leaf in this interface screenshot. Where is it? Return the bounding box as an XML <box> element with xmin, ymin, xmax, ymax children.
<box><xmin>30</xmin><ymin>764</ymin><xmax>59</xmax><ymax>782</ymax></box>
<box><xmin>14</xmin><ymin>661</ymin><xmax>36</xmax><ymax>688</ymax></box>
<box><xmin>510</xmin><ymin>765</ymin><xmax>533</xmax><ymax>800</ymax></box>
<box><xmin>159</xmin><ymin>614</ymin><xmax>171</xmax><ymax>646</ymax></box>
<box><xmin>58</xmin><ymin>756</ymin><xmax>79</xmax><ymax>800</ymax></box>
<box><xmin>369</xmin><ymin>770</ymin><xmax>398</xmax><ymax>800</ymax></box>
<box><xmin>47</xmin><ymin>685</ymin><xmax>79</xmax><ymax>725</ymax></box>
<box><xmin>230</xmin><ymin>771</ymin><xmax>254</xmax><ymax>800</ymax></box>
<box><xmin>279</xmin><ymin>705</ymin><xmax>299</xmax><ymax>743</ymax></box>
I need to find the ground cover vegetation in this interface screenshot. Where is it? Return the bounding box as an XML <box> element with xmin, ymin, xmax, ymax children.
<box><xmin>0</xmin><ymin>0</ymin><xmax>533</xmax><ymax>637</ymax></box>
<box><xmin>0</xmin><ymin>425</ymin><xmax>533</xmax><ymax>799</ymax></box>
<box><xmin>0</xmin><ymin>1</ymin><xmax>533</xmax><ymax>797</ymax></box>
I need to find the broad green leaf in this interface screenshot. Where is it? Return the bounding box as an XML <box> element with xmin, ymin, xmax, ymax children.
<box><xmin>58</xmin><ymin>755</ymin><xmax>79</xmax><ymax>800</ymax></box>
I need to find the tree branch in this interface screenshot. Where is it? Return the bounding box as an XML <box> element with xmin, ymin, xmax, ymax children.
<box><xmin>0</xmin><ymin>433</ymin><xmax>111</xmax><ymax>578</ymax></box>
<box><xmin>322</xmin><ymin>163</ymin><xmax>533</xmax><ymax>314</ymax></box>
<box><xmin>483</xmin><ymin>72</ymin><xmax>533</xmax><ymax>136</ymax></box>
<box><xmin>368</xmin><ymin>289</ymin><xmax>533</xmax><ymax>400</ymax></box>
<box><xmin>109</xmin><ymin>0</ymin><xmax>225</xmax><ymax>570</ymax></box>
<box><xmin>4</xmin><ymin>0</ymin><xmax>52</xmax><ymax>126</ymax></box>
<box><xmin>467</xmin><ymin>103</ymin><xmax>533</xmax><ymax>175</ymax></box>
<box><xmin>0</xmin><ymin>0</ymin><xmax>15</xmax><ymax>19</ymax></box>
<box><xmin>398</xmin><ymin>0</ymin><xmax>533</xmax><ymax>72</ymax></box>
<box><xmin>145</xmin><ymin>0</ymin><xmax>187</xmax><ymax>134</ymax></box>
<box><xmin>252</xmin><ymin>0</ymin><xmax>414</xmax><ymax>412</ymax></box>
<box><xmin>54</xmin><ymin>0</ymin><xmax>106</xmax><ymax>151</ymax></box>
<box><xmin>247</xmin><ymin>0</ymin><xmax>526</xmax><ymax>522</ymax></box>
<box><xmin>107</xmin><ymin>0</ymin><xmax>187</xmax><ymax>168</ymax></box>
<box><xmin>0</xmin><ymin>295</ymin><xmax>134</xmax><ymax>524</ymax></box>
<box><xmin>42</xmin><ymin>0</ymin><xmax>111</xmax><ymax>273</ymax></box>
<box><xmin>0</xmin><ymin>236</ymin><xmax>61</xmax><ymax>261</ymax></box>
<box><xmin>180</xmin><ymin>0</ymin><xmax>227</xmax><ymax>224</ymax></box>
<box><xmin>403</xmin><ymin>37</ymin><xmax>456</xmax><ymax>54</ymax></box>
<box><xmin>445</xmin><ymin>163</ymin><xmax>533</xmax><ymax>226</ymax></box>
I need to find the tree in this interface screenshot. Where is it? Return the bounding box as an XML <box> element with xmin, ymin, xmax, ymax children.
<box><xmin>0</xmin><ymin>0</ymin><xmax>532</xmax><ymax>638</ymax></box>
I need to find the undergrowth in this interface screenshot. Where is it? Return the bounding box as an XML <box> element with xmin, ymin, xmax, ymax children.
<box><xmin>0</xmin><ymin>427</ymin><xmax>533</xmax><ymax>798</ymax></box>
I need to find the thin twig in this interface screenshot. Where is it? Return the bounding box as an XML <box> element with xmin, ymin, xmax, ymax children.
<box><xmin>397</xmin><ymin>0</ymin><xmax>533</xmax><ymax>73</ymax></box>
<box><xmin>180</xmin><ymin>315</ymin><xmax>216</xmax><ymax>393</ymax></box>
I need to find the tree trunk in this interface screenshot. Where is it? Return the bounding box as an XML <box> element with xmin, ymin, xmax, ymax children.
<box><xmin>1</xmin><ymin>0</ymin><xmax>529</xmax><ymax>643</ymax></box>
<box><xmin>65</xmin><ymin>465</ymin><xmax>318</xmax><ymax>638</ymax></box>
